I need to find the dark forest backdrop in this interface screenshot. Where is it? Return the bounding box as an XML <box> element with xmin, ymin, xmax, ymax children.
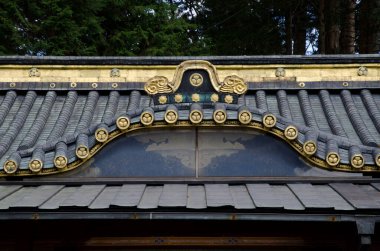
<box><xmin>0</xmin><ymin>0</ymin><xmax>379</xmax><ymax>56</ymax></box>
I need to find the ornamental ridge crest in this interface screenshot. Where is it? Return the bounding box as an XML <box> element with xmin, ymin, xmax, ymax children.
<box><xmin>144</xmin><ymin>60</ymin><xmax>247</xmax><ymax>105</ymax></box>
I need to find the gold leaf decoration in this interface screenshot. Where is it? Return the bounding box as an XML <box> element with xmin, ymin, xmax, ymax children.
<box><xmin>145</xmin><ymin>76</ymin><xmax>173</xmax><ymax>95</ymax></box>
<box><xmin>220</xmin><ymin>75</ymin><xmax>247</xmax><ymax>94</ymax></box>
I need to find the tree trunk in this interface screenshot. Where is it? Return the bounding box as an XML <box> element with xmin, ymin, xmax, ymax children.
<box><xmin>326</xmin><ymin>0</ymin><xmax>341</xmax><ymax>54</ymax></box>
<box><xmin>341</xmin><ymin>0</ymin><xmax>356</xmax><ymax>53</ymax></box>
<box><xmin>285</xmin><ymin>10</ymin><xmax>293</xmax><ymax>54</ymax></box>
<box><xmin>319</xmin><ymin>0</ymin><xmax>326</xmax><ymax>54</ymax></box>
<box><xmin>359</xmin><ymin>0</ymin><xmax>380</xmax><ymax>53</ymax></box>
<box><xmin>294</xmin><ymin>2</ymin><xmax>307</xmax><ymax>55</ymax></box>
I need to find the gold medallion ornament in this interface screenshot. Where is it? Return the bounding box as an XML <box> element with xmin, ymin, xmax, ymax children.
<box><xmin>29</xmin><ymin>67</ymin><xmax>40</xmax><ymax>77</ymax></box>
<box><xmin>29</xmin><ymin>159</ymin><xmax>43</xmax><ymax>173</ymax></box>
<box><xmin>190</xmin><ymin>110</ymin><xmax>203</xmax><ymax>124</ymax></box>
<box><xmin>165</xmin><ymin>110</ymin><xmax>178</xmax><ymax>124</ymax></box>
<box><xmin>112</xmin><ymin>83</ymin><xmax>118</xmax><ymax>89</ymax></box>
<box><xmin>145</xmin><ymin>76</ymin><xmax>172</xmax><ymax>95</ymax></box>
<box><xmin>70</xmin><ymin>82</ymin><xmax>77</xmax><ymax>88</ymax></box>
<box><xmin>174</xmin><ymin>94</ymin><xmax>183</xmax><ymax>103</ymax></box>
<box><xmin>116</xmin><ymin>116</ymin><xmax>130</xmax><ymax>130</ymax></box>
<box><xmin>54</xmin><ymin>156</ymin><xmax>68</xmax><ymax>169</ymax></box>
<box><xmin>140</xmin><ymin>112</ymin><xmax>154</xmax><ymax>126</ymax></box>
<box><xmin>95</xmin><ymin>128</ymin><xmax>109</xmax><ymax>143</ymax></box>
<box><xmin>213</xmin><ymin>110</ymin><xmax>227</xmax><ymax>124</ymax></box>
<box><xmin>224</xmin><ymin>95</ymin><xmax>233</xmax><ymax>104</ymax></box>
<box><xmin>210</xmin><ymin>93</ymin><xmax>219</xmax><ymax>102</ymax></box>
<box><xmin>326</xmin><ymin>152</ymin><xmax>340</xmax><ymax>167</ymax></box>
<box><xmin>220</xmin><ymin>75</ymin><xmax>247</xmax><ymax>94</ymax></box>
<box><xmin>351</xmin><ymin>154</ymin><xmax>365</xmax><ymax>169</ymax></box>
<box><xmin>3</xmin><ymin>160</ymin><xmax>18</xmax><ymax>174</ymax></box>
<box><xmin>110</xmin><ymin>68</ymin><xmax>120</xmax><ymax>77</ymax></box>
<box><xmin>76</xmin><ymin>146</ymin><xmax>89</xmax><ymax>159</ymax></box>
<box><xmin>284</xmin><ymin>126</ymin><xmax>298</xmax><ymax>140</ymax></box>
<box><xmin>189</xmin><ymin>73</ymin><xmax>203</xmax><ymax>87</ymax></box>
<box><xmin>92</xmin><ymin>82</ymin><xmax>98</xmax><ymax>89</ymax></box>
<box><xmin>158</xmin><ymin>95</ymin><xmax>168</xmax><ymax>104</ymax></box>
<box><xmin>376</xmin><ymin>154</ymin><xmax>380</xmax><ymax>167</ymax></box>
<box><xmin>275</xmin><ymin>67</ymin><xmax>286</xmax><ymax>77</ymax></box>
<box><xmin>263</xmin><ymin>114</ymin><xmax>276</xmax><ymax>128</ymax></box>
<box><xmin>357</xmin><ymin>66</ymin><xmax>368</xmax><ymax>76</ymax></box>
<box><xmin>192</xmin><ymin>93</ymin><xmax>200</xmax><ymax>102</ymax></box>
<box><xmin>238</xmin><ymin>110</ymin><xmax>252</xmax><ymax>125</ymax></box>
<box><xmin>303</xmin><ymin>141</ymin><xmax>317</xmax><ymax>155</ymax></box>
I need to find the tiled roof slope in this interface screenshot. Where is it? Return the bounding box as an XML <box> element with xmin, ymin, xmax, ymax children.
<box><xmin>1</xmin><ymin>181</ymin><xmax>380</xmax><ymax>214</ymax></box>
<box><xmin>0</xmin><ymin>56</ymin><xmax>379</xmax><ymax>176</ymax></box>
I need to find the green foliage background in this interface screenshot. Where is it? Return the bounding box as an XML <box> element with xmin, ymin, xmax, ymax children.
<box><xmin>0</xmin><ymin>0</ymin><xmax>379</xmax><ymax>56</ymax></box>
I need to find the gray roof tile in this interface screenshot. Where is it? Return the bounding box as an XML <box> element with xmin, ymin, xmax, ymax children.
<box><xmin>111</xmin><ymin>184</ymin><xmax>146</xmax><ymax>207</ymax></box>
<box><xmin>158</xmin><ymin>184</ymin><xmax>188</xmax><ymax>207</ymax></box>
<box><xmin>330</xmin><ymin>183</ymin><xmax>380</xmax><ymax>209</ymax></box>
<box><xmin>205</xmin><ymin>184</ymin><xmax>234</xmax><ymax>207</ymax></box>
<box><xmin>11</xmin><ymin>185</ymin><xmax>63</xmax><ymax>208</ymax></box>
<box><xmin>138</xmin><ymin>186</ymin><xmax>163</xmax><ymax>209</ymax></box>
<box><xmin>89</xmin><ymin>186</ymin><xmax>121</xmax><ymax>209</ymax></box>
<box><xmin>39</xmin><ymin>186</ymin><xmax>78</xmax><ymax>209</ymax></box>
<box><xmin>230</xmin><ymin>185</ymin><xmax>255</xmax><ymax>209</ymax></box>
<box><xmin>187</xmin><ymin>185</ymin><xmax>207</xmax><ymax>209</ymax></box>
<box><xmin>60</xmin><ymin>185</ymin><xmax>105</xmax><ymax>207</ymax></box>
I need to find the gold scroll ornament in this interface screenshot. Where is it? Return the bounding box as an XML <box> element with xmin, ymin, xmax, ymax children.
<box><xmin>144</xmin><ymin>60</ymin><xmax>247</xmax><ymax>95</ymax></box>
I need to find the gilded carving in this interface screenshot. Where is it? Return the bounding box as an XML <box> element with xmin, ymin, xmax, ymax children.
<box><xmin>192</xmin><ymin>93</ymin><xmax>200</xmax><ymax>102</ymax></box>
<box><xmin>190</xmin><ymin>110</ymin><xmax>202</xmax><ymax>124</ymax></box>
<box><xmin>376</xmin><ymin>154</ymin><xmax>380</xmax><ymax>167</ymax></box>
<box><xmin>326</xmin><ymin>152</ymin><xmax>340</xmax><ymax>166</ymax></box>
<box><xmin>3</xmin><ymin>160</ymin><xmax>17</xmax><ymax>174</ymax></box>
<box><xmin>238</xmin><ymin>110</ymin><xmax>252</xmax><ymax>125</ymax></box>
<box><xmin>224</xmin><ymin>94</ymin><xmax>233</xmax><ymax>104</ymax></box>
<box><xmin>210</xmin><ymin>93</ymin><xmax>219</xmax><ymax>102</ymax></box>
<box><xmin>70</xmin><ymin>82</ymin><xmax>77</xmax><ymax>88</ymax></box>
<box><xmin>145</xmin><ymin>61</ymin><xmax>247</xmax><ymax>96</ymax></box>
<box><xmin>213</xmin><ymin>110</ymin><xmax>227</xmax><ymax>124</ymax></box>
<box><xmin>351</xmin><ymin>154</ymin><xmax>364</xmax><ymax>169</ymax></box>
<box><xmin>110</xmin><ymin>68</ymin><xmax>120</xmax><ymax>77</ymax></box>
<box><xmin>91</xmin><ymin>82</ymin><xmax>98</xmax><ymax>89</ymax></box>
<box><xmin>263</xmin><ymin>114</ymin><xmax>276</xmax><ymax>128</ymax></box>
<box><xmin>284</xmin><ymin>126</ymin><xmax>298</xmax><ymax>140</ymax></box>
<box><xmin>29</xmin><ymin>67</ymin><xmax>40</xmax><ymax>77</ymax></box>
<box><xmin>29</xmin><ymin>159</ymin><xmax>43</xmax><ymax>173</ymax></box>
<box><xmin>116</xmin><ymin>116</ymin><xmax>130</xmax><ymax>130</ymax></box>
<box><xmin>275</xmin><ymin>67</ymin><xmax>285</xmax><ymax>77</ymax></box>
<box><xmin>303</xmin><ymin>141</ymin><xmax>317</xmax><ymax>155</ymax></box>
<box><xmin>189</xmin><ymin>73</ymin><xmax>203</xmax><ymax>87</ymax></box>
<box><xmin>358</xmin><ymin>66</ymin><xmax>368</xmax><ymax>76</ymax></box>
<box><xmin>95</xmin><ymin>128</ymin><xmax>109</xmax><ymax>143</ymax></box>
<box><xmin>54</xmin><ymin>156</ymin><xmax>67</xmax><ymax>169</ymax></box>
<box><xmin>158</xmin><ymin>95</ymin><xmax>168</xmax><ymax>104</ymax></box>
<box><xmin>220</xmin><ymin>75</ymin><xmax>247</xmax><ymax>94</ymax></box>
<box><xmin>174</xmin><ymin>94</ymin><xmax>183</xmax><ymax>103</ymax></box>
<box><xmin>140</xmin><ymin>112</ymin><xmax>154</xmax><ymax>126</ymax></box>
<box><xmin>112</xmin><ymin>83</ymin><xmax>118</xmax><ymax>89</ymax></box>
<box><xmin>76</xmin><ymin>146</ymin><xmax>89</xmax><ymax>159</ymax></box>
<box><xmin>165</xmin><ymin>110</ymin><xmax>178</xmax><ymax>124</ymax></box>
<box><xmin>145</xmin><ymin>76</ymin><xmax>172</xmax><ymax>95</ymax></box>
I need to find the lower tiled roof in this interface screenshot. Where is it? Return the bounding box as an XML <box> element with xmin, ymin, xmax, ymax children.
<box><xmin>1</xmin><ymin>180</ymin><xmax>380</xmax><ymax>212</ymax></box>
